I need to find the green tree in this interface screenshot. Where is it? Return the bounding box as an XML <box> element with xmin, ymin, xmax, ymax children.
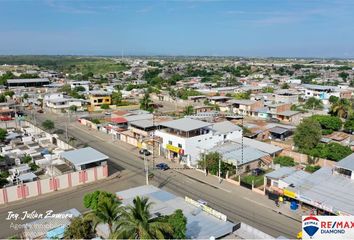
<box><xmin>273</xmin><ymin>156</ymin><xmax>295</xmax><ymax>167</ymax></box>
<box><xmin>22</xmin><ymin>93</ymin><xmax>29</xmax><ymax>100</ymax></box>
<box><xmin>197</xmin><ymin>151</ymin><xmax>231</xmax><ymax>176</ymax></box>
<box><xmin>4</xmin><ymin>90</ymin><xmax>15</xmax><ymax>97</ymax></box>
<box><xmin>293</xmin><ymin>118</ymin><xmax>322</xmax><ymax>151</ymax></box>
<box><xmin>168</xmin><ymin>74</ymin><xmax>183</xmax><ymax>85</ymax></box>
<box><xmin>86</xmin><ymin>197</ymin><xmax>122</xmax><ymax>235</ymax></box>
<box><xmin>69</xmin><ymin>105</ymin><xmax>77</xmax><ymax>112</ymax></box>
<box><xmin>83</xmin><ymin>190</ymin><xmax>118</xmax><ymax>211</ymax></box>
<box><xmin>0</xmin><ymin>94</ymin><xmax>6</xmax><ymax>103</ymax></box>
<box><xmin>183</xmin><ymin>105</ymin><xmax>194</xmax><ymax>116</ymax></box>
<box><xmin>234</xmin><ymin>90</ymin><xmax>251</xmax><ymax>100</ymax></box>
<box><xmin>344</xmin><ymin>115</ymin><xmax>354</xmax><ymax>133</ymax></box>
<box><xmin>305</xmin><ymin>165</ymin><xmax>321</xmax><ymax>173</ymax></box>
<box><xmin>29</xmin><ymin>163</ymin><xmax>39</xmax><ymax>171</ymax></box>
<box><xmin>21</xmin><ymin>154</ymin><xmax>32</xmax><ymax>164</ymax></box>
<box><xmin>262</xmin><ymin>87</ymin><xmax>274</xmax><ymax>93</ymax></box>
<box><xmin>59</xmin><ymin>84</ymin><xmax>72</xmax><ymax>94</ymax></box>
<box><xmin>329</xmin><ymin>98</ymin><xmax>352</xmax><ymax>119</ymax></box>
<box><xmin>74</xmin><ymin>86</ymin><xmax>86</xmax><ymax>92</ymax></box>
<box><xmin>42</xmin><ymin>120</ymin><xmax>55</xmax><ymax>131</ymax></box>
<box><xmin>311</xmin><ymin>115</ymin><xmax>342</xmax><ymax>134</ymax></box>
<box><xmin>281</xmin><ymin>83</ymin><xmax>290</xmax><ymax>89</ymax></box>
<box><xmin>100</xmin><ymin>104</ymin><xmax>110</xmax><ymax>110</ymax></box>
<box><xmin>0</xmin><ymin>128</ymin><xmax>7</xmax><ymax>142</ymax></box>
<box><xmin>307</xmin><ymin>143</ymin><xmax>352</xmax><ymax>161</ymax></box>
<box><xmin>329</xmin><ymin>95</ymin><xmax>339</xmax><ymax>104</ymax></box>
<box><xmin>339</xmin><ymin>72</ymin><xmax>349</xmax><ymax>81</ymax></box>
<box><xmin>64</xmin><ymin>217</ymin><xmax>93</xmax><ymax>239</ymax></box>
<box><xmin>139</xmin><ymin>91</ymin><xmax>153</xmax><ymax>112</ymax></box>
<box><xmin>112</xmin><ymin>91</ymin><xmax>123</xmax><ymax>105</ymax></box>
<box><xmin>304</xmin><ymin>97</ymin><xmax>323</xmax><ymax>110</ymax></box>
<box><xmin>111</xmin><ymin>196</ymin><xmax>173</xmax><ymax>239</ymax></box>
<box><xmin>166</xmin><ymin>209</ymin><xmax>187</xmax><ymax>239</ymax></box>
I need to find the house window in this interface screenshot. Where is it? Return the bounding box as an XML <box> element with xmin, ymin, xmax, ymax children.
<box><xmin>178</xmin><ymin>143</ymin><xmax>182</xmax><ymax>148</ymax></box>
<box><xmin>168</xmin><ymin>140</ymin><xmax>172</xmax><ymax>145</ymax></box>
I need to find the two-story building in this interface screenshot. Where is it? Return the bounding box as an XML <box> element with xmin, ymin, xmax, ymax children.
<box><xmin>220</xmin><ymin>99</ymin><xmax>263</xmax><ymax>116</ymax></box>
<box><xmin>88</xmin><ymin>91</ymin><xmax>112</xmax><ymax>111</ymax></box>
<box><xmin>70</xmin><ymin>81</ymin><xmax>90</xmax><ymax>92</ymax></box>
<box><xmin>155</xmin><ymin>118</ymin><xmax>242</xmax><ymax>166</ymax></box>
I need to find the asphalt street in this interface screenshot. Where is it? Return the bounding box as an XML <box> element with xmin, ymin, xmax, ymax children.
<box><xmin>0</xmin><ymin>112</ymin><xmax>302</xmax><ymax>238</ymax></box>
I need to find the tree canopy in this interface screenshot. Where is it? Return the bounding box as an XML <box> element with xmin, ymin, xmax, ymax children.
<box><xmin>310</xmin><ymin>115</ymin><xmax>342</xmax><ymax>134</ymax></box>
<box><xmin>0</xmin><ymin>128</ymin><xmax>7</xmax><ymax>142</ymax></box>
<box><xmin>273</xmin><ymin>156</ymin><xmax>295</xmax><ymax>167</ymax></box>
<box><xmin>42</xmin><ymin>120</ymin><xmax>55</xmax><ymax>131</ymax></box>
<box><xmin>304</xmin><ymin>97</ymin><xmax>323</xmax><ymax>110</ymax></box>
<box><xmin>293</xmin><ymin>118</ymin><xmax>322</xmax><ymax>151</ymax></box>
<box><xmin>83</xmin><ymin>190</ymin><xmax>118</xmax><ymax>211</ymax></box>
<box><xmin>64</xmin><ymin>217</ymin><xmax>93</xmax><ymax>239</ymax></box>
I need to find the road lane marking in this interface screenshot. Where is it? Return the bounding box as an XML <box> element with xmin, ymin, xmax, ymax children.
<box><xmin>243</xmin><ymin>197</ymin><xmax>271</xmax><ymax>209</ymax></box>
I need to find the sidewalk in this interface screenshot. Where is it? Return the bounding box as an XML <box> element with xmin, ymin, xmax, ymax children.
<box><xmin>71</xmin><ymin>122</ymin><xmax>302</xmax><ymax>222</ymax></box>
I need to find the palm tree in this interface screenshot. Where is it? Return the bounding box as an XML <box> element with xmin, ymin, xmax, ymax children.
<box><xmin>140</xmin><ymin>92</ymin><xmax>153</xmax><ymax>112</ymax></box>
<box><xmin>183</xmin><ymin>105</ymin><xmax>194</xmax><ymax>116</ymax></box>
<box><xmin>330</xmin><ymin>99</ymin><xmax>352</xmax><ymax>119</ymax></box>
<box><xmin>85</xmin><ymin>198</ymin><xmax>122</xmax><ymax>235</ymax></box>
<box><xmin>111</xmin><ymin>196</ymin><xmax>173</xmax><ymax>239</ymax></box>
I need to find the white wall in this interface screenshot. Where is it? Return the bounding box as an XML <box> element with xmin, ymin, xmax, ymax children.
<box><xmin>155</xmin><ymin>128</ymin><xmax>242</xmax><ymax>166</ymax></box>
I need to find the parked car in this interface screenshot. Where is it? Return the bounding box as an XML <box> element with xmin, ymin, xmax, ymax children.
<box><xmin>155</xmin><ymin>163</ymin><xmax>170</xmax><ymax>171</ymax></box>
<box><xmin>268</xmin><ymin>118</ymin><xmax>280</xmax><ymax>123</ymax></box>
<box><xmin>104</xmin><ymin>111</ymin><xmax>111</xmax><ymax>116</ymax></box>
<box><xmin>252</xmin><ymin>168</ymin><xmax>265</xmax><ymax>176</ymax></box>
<box><xmin>197</xmin><ymin>199</ymin><xmax>208</xmax><ymax>206</ymax></box>
<box><xmin>139</xmin><ymin>149</ymin><xmax>151</xmax><ymax>156</ymax></box>
<box><xmin>37</xmin><ymin>109</ymin><xmax>44</xmax><ymax>113</ymax></box>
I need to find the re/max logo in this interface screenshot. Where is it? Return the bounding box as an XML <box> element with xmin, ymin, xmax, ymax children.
<box><xmin>321</xmin><ymin>221</ymin><xmax>354</xmax><ymax>229</ymax></box>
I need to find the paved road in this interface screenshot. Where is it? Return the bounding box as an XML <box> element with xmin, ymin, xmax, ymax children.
<box><xmin>1</xmin><ymin>112</ymin><xmax>302</xmax><ymax>238</ymax></box>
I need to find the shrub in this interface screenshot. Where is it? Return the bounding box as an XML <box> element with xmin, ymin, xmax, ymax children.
<box><xmin>273</xmin><ymin>156</ymin><xmax>295</xmax><ymax>167</ymax></box>
<box><xmin>305</xmin><ymin>165</ymin><xmax>321</xmax><ymax>173</ymax></box>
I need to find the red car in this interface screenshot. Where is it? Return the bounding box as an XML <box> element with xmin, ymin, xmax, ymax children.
<box><xmin>0</xmin><ymin>116</ymin><xmax>12</xmax><ymax>121</ymax></box>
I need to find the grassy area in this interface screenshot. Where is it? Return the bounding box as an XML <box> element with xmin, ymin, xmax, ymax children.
<box><xmin>67</xmin><ymin>60</ymin><xmax>128</xmax><ymax>74</ymax></box>
<box><xmin>0</xmin><ymin>56</ymin><xmax>128</xmax><ymax>74</ymax></box>
<box><xmin>241</xmin><ymin>175</ymin><xmax>265</xmax><ymax>187</ymax></box>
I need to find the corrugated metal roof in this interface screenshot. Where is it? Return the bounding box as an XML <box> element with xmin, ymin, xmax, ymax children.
<box><xmin>7</xmin><ymin>78</ymin><xmax>50</xmax><ymax>83</ymax></box>
<box><xmin>233</xmin><ymin>137</ymin><xmax>283</xmax><ymax>155</ymax></box>
<box><xmin>281</xmin><ymin>170</ymin><xmax>310</xmax><ymax>187</ymax></box>
<box><xmin>209</xmin><ymin>142</ymin><xmax>268</xmax><ymax>166</ymax></box>
<box><xmin>130</xmin><ymin>119</ymin><xmax>155</xmax><ymax>129</ymax></box>
<box><xmin>212</xmin><ymin>121</ymin><xmax>242</xmax><ymax>134</ymax></box>
<box><xmin>60</xmin><ymin>147</ymin><xmax>108</xmax><ymax>167</ymax></box>
<box><xmin>290</xmin><ymin>167</ymin><xmax>354</xmax><ymax>215</ymax></box>
<box><xmin>265</xmin><ymin>167</ymin><xmax>296</xmax><ymax>179</ymax></box>
<box><xmin>116</xmin><ymin>185</ymin><xmax>236</xmax><ymax>239</ymax></box>
<box><xmin>269</xmin><ymin>127</ymin><xmax>289</xmax><ymax>135</ymax></box>
<box><xmin>336</xmin><ymin>153</ymin><xmax>354</xmax><ymax>171</ymax></box>
<box><xmin>160</xmin><ymin>118</ymin><xmax>212</xmax><ymax>132</ymax></box>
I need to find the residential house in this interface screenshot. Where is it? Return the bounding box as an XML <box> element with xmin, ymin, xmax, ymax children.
<box><xmin>155</xmin><ymin>118</ymin><xmax>242</xmax><ymax>166</ymax></box>
<box><xmin>87</xmin><ymin>91</ymin><xmax>112</xmax><ymax>111</ymax></box>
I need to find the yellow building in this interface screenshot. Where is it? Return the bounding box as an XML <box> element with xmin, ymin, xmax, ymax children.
<box><xmin>88</xmin><ymin>91</ymin><xmax>112</xmax><ymax>111</ymax></box>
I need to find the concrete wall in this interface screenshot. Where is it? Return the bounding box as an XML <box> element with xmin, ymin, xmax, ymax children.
<box><xmin>156</xmin><ymin>129</ymin><xmax>243</xmax><ymax>166</ymax></box>
<box><xmin>0</xmin><ymin>165</ymin><xmax>108</xmax><ymax>205</ymax></box>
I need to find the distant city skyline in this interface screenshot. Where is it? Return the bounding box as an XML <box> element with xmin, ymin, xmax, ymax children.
<box><xmin>1</xmin><ymin>0</ymin><xmax>354</xmax><ymax>58</ymax></box>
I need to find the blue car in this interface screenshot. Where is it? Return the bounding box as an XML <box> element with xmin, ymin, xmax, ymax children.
<box><xmin>155</xmin><ymin>163</ymin><xmax>170</xmax><ymax>171</ymax></box>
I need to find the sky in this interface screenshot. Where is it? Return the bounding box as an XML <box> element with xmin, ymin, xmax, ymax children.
<box><xmin>0</xmin><ymin>0</ymin><xmax>354</xmax><ymax>58</ymax></box>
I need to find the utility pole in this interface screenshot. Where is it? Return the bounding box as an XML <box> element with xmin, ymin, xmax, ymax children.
<box><xmin>144</xmin><ymin>154</ymin><xmax>149</xmax><ymax>185</ymax></box>
<box><xmin>218</xmin><ymin>155</ymin><xmax>221</xmax><ymax>183</ymax></box>
<box><xmin>65</xmin><ymin>110</ymin><xmax>69</xmax><ymax>142</ymax></box>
